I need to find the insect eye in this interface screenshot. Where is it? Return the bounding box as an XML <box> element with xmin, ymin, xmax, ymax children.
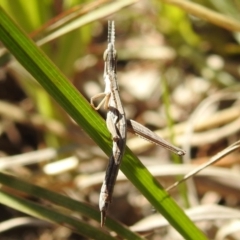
<box><xmin>103</xmin><ymin>49</ymin><xmax>108</xmax><ymax>61</ymax></box>
<box><xmin>114</xmin><ymin>51</ymin><xmax>117</xmax><ymax>60</ymax></box>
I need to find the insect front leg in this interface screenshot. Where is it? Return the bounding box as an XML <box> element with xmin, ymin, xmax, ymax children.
<box><xmin>91</xmin><ymin>92</ymin><xmax>111</xmax><ymax>110</ymax></box>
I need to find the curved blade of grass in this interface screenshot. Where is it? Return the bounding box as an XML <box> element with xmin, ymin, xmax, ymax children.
<box><xmin>0</xmin><ymin>172</ymin><xmax>143</xmax><ymax>240</ymax></box>
<box><xmin>161</xmin><ymin>0</ymin><xmax>240</xmax><ymax>32</ymax></box>
<box><xmin>161</xmin><ymin>75</ymin><xmax>190</xmax><ymax>208</ymax></box>
<box><xmin>0</xmin><ymin>190</ymin><xmax>114</xmax><ymax>240</ymax></box>
<box><xmin>35</xmin><ymin>0</ymin><xmax>138</xmax><ymax>46</ymax></box>
<box><xmin>0</xmin><ymin>7</ymin><xmax>207</xmax><ymax>239</ymax></box>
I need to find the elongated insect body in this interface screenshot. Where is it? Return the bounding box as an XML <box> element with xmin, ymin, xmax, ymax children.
<box><xmin>90</xmin><ymin>21</ymin><xmax>185</xmax><ymax>227</ymax></box>
<box><xmin>98</xmin><ymin>21</ymin><xmax>127</xmax><ymax>226</ymax></box>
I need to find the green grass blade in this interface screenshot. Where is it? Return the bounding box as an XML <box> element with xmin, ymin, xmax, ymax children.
<box><xmin>0</xmin><ymin>190</ymin><xmax>115</xmax><ymax>240</ymax></box>
<box><xmin>0</xmin><ymin>172</ymin><xmax>143</xmax><ymax>240</ymax></box>
<box><xmin>0</xmin><ymin>7</ymin><xmax>207</xmax><ymax>239</ymax></box>
<box><xmin>36</xmin><ymin>0</ymin><xmax>139</xmax><ymax>46</ymax></box>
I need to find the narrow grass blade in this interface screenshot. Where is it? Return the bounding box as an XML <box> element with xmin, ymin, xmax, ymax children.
<box><xmin>0</xmin><ymin>190</ymin><xmax>114</xmax><ymax>240</ymax></box>
<box><xmin>0</xmin><ymin>172</ymin><xmax>143</xmax><ymax>240</ymax></box>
